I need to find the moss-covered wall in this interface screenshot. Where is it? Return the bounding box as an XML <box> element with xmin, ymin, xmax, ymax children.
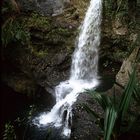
<box><xmin>1</xmin><ymin>0</ymin><xmax>139</xmax><ymax>97</ymax></box>
<box><xmin>1</xmin><ymin>0</ymin><xmax>90</xmax><ymax>97</ymax></box>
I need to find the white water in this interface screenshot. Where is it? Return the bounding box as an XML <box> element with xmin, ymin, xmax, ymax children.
<box><xmin>33</xmin><ymin>0</ymin><xmax>102</xmax><ymax>137</ymax></box>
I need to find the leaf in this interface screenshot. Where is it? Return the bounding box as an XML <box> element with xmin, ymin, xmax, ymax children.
<box><xmin>85</xmin><ymin>90</ymin><xmax>112</xmax><ymax>110</ymax></box>
<box><xmin>104</xmin><ymin>105</ymin><xmax>117</xmax><ymax>140</ymax></box>
<box><xmin>119</xmin><ymin>67</ymin><xmax>137</xmax><ymax>120</ymax></box>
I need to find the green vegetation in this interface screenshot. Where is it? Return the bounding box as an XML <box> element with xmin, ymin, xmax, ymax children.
<box><xmin>3</xmin><ymin>122</ymin><xmax>16</xmax><ymax>140</ymax></box>
<box><xmin>84</xmin><ymin>66</ymin><xmax>140</xmax><ymax>140</ymax></box>
<box><xmin>2</xmin><ymin>0</ymin><xmax>30</xmax><ymax>47</ymax></box>
<box><xmin>1</xmin><ymin>0</ymin><xmax>139</xmax><ymax>139</ymax></box>
<box><xmin>27</xmin><ymin>13</ymin><xmax>51</xmax><ymax>30</ymax></box>
<box><xmin>2</xmin><ymin>18</ymin><xmax>30</xmax><ymax>47</ymax></box>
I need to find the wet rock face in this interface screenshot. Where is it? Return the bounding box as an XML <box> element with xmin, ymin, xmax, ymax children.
<box><xmin>71</xmin><ymin>93</ymin><xmax>102</xmax><ymax>140</ymax></box>
<box><xmin>18</xmin><ymin>0</ymin><xmax>70</xmax><ymax>16</ymax></box>
<box><xmin>29</xmin><ymin>45</ymin><xmax>72</xmax><ymax>94</ymax></box>
<box><xmin>2</xmin><ymin>0</ymin><xmax>89</xmax><ymax>97</ymax></box>
<box><xmin>1</xmin><ymin>11</ymin><xmax>78</xmax><ymax>96</ymax></box>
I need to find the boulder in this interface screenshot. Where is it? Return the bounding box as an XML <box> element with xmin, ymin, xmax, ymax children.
<box><xmin>116</xmin><ymin>46</ymin><xmax>140</xmax><ymax>86</ymax></box>
<box><xmin>71</xmin><ymin>93</ymin><xmax>102</xmax><ymax>140</ymax></box>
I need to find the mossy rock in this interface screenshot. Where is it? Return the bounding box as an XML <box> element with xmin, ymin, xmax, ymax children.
<box><xmin>26</xmin><ymin>13</ymin><xmax>51</xmax><ymax>30</ymax></box>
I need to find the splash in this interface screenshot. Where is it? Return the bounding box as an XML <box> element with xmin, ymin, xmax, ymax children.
<box><xmin>33</xmin><ymin>0</ymin><xmax>102</xmax><ymax>137</ymax></box>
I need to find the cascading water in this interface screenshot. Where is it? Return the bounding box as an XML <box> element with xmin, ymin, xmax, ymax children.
<box><xmin>33</xmin><ymin>0</ymin><xmax>102</xmax><ymax>138</ymax></box>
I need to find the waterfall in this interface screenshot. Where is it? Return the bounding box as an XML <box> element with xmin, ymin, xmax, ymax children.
<box><xmin>33</xmin><ymin>0</ymin><xmax>102</xmax><ymax>138</ymax></box>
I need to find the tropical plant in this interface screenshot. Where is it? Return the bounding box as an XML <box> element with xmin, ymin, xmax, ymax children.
<box><xmin>83</xmin><ymin>66</ymin><xmax>140</xmax><ymax>140</ymax></box>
